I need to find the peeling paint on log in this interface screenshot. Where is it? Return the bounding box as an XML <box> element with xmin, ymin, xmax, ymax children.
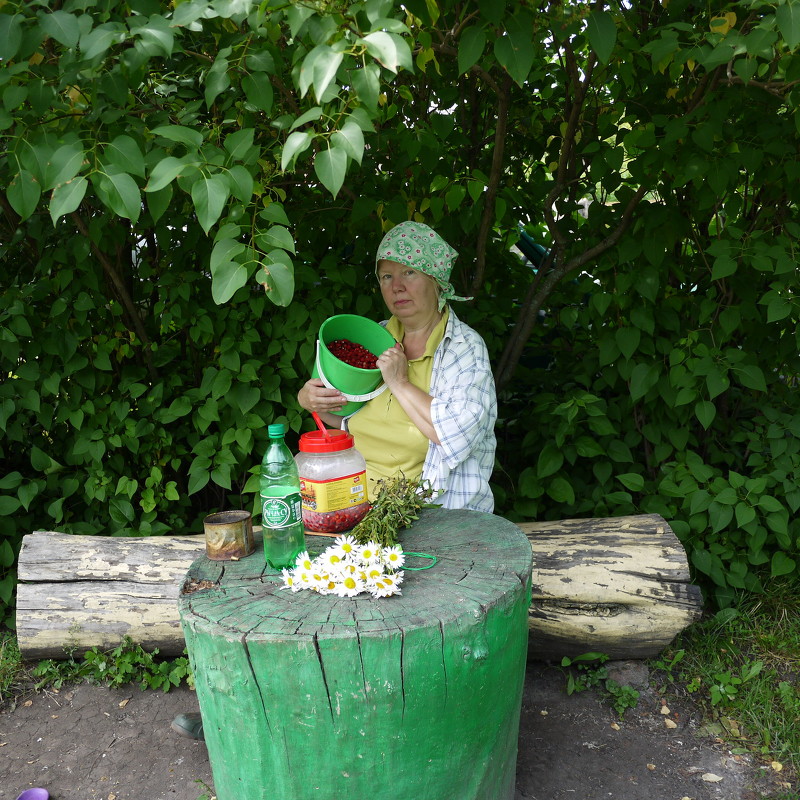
<box><xmin>179</xmin><ymin>508</ymin><xmax>533</xmax><ymax>800</ymax></box>
<box><xmin>15</xmin><ymin>513</ymin><xmax>702</xmax><ymax>662</ymax></box>
<box><xmin>520</xmin><ymin>513</ymin><xmax>704</xmax><ymax>660</ymax></box>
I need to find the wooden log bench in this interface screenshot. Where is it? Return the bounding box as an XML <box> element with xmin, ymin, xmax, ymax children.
<box><xmin>178</xmin><ymin>508</ymin><xmax>533</xmax><ymax>800</ymax></box>
<box><xmin>16</xmin><ymin>512</ymin><xmax>703</xmax><ymax>662</ymax></box>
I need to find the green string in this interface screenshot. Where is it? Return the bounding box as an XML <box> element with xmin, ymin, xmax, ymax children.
<box><xmin>402</xmin><ymin>551</ymin><xmax>438</xmax><ymax>570</ymax></box>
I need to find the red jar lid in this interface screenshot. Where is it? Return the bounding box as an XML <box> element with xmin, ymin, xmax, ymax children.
<box><xmin>298</xmin><ymin>429</ymin><xmax>355</xmax><ymax>453</ymax></box>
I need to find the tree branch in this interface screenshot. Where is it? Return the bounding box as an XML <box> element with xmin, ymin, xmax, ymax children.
<box><xmin>471</xmin><ymin>73</ymin><xmax>512</xmax><ymax>295</ymax></box>
<box><xmin>495</xmin><ymin>184</ymin><xmax>647</xmax><ymax>390</ymax></box>
<box><xmin>71</xmin><ymin>213</ymin><xmax>158</xmax><ymax>381</ymax></box>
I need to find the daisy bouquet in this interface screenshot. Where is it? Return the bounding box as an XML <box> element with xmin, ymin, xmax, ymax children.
<box><xmin>281</xmin><ymin>535</ymin><xmax>405</xmax><ymax>598</ymax></box>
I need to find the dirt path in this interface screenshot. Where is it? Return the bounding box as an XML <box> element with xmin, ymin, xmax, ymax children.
<box><xmin>0</xmin><ymin>661</ymin><xmax>792</xmax><ymax>800</ymax></box>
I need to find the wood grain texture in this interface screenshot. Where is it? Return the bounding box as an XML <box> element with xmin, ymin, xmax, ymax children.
<box><xmin>180</xmin><ymin>508</ymin><xmax>533</xmax><ymax>800</ymax></box>
<box><xmin>15</xmin><ymin>513</ymin><xmax>703</xmax><ymax>662</ymax></box>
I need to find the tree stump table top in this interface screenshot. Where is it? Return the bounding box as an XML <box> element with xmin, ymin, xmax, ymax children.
<box><xmin>178</xmin><ymin>508</ymin><xmax>533</xmax><ymax>800</ymax></box>
<box><xmin>179</xmin><ymin>507</ymin><xmax>533</xmax><ymax>641</ymax></box>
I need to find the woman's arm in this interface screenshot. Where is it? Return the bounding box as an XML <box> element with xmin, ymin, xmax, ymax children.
<box><xmin>376</xmin><ymin>344</ymin><xmax>441</xmax><ymax>444</ymax></box>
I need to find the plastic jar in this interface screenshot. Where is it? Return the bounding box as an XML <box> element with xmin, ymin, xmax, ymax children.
<box><xmin>294</xmin><ymin>430</ymin><xmax>370</xmax><ymax>533</ymax></box>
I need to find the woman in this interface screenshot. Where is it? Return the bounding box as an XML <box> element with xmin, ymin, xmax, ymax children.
<box><xmin>298</xmin><ymin>221</ymin><xmax>497</xmax><ymax>513</ymax></box>
<box><xmin>173</xmin><ymin>223</ymin><xmax>498</xmax><ymax>740</ymax></box>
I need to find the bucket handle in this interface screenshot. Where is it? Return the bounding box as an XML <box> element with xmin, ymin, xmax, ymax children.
<box><xmin>315</xmin><ymin>340</ymin><xmax>389</xmax><ymax>403</ymax></box>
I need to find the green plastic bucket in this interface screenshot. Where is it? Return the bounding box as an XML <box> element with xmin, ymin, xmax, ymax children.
<box><xmin>313</xmin><ymin>314</ymin><xmax>396</xmax><ymax>415</ymax></box>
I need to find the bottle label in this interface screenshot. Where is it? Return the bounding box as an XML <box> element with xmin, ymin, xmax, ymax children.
<box><xmin>262</xmin><ymin>492</ymin><xmax>302</xmax><ymax>529</ymax></box>
<box><xmin>299</xmin><ymin>471</ymin><xmax>367</xmax><ymax>513</ymax></box>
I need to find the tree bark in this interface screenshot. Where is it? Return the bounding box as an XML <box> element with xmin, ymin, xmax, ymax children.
<box><xmin>16</xmin><ymin>514</ymin><xmax>703</xmax><ymax>661</ymax></box>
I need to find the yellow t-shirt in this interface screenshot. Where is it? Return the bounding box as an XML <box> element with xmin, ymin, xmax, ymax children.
<box><xmin>348</xmin><ymin>309</ymin><xmax>449</xmax><ymax>500</ymax></box>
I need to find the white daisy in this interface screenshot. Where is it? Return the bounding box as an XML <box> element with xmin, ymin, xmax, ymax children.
<box><xmin>294</xmin><ymin>551</ymin><xmax>314</xmax><ymax>571</ymax></box>
<box><xmin>382</xmin><ymin>545</ymin><xmax>405</xmax><ymax>570</ymax></box>
<box><xmin>334</xmin><ymin>575</ymin><xmax>365</xmax><ymax>598</ymax></box>
<box><xmin>357</xmin><ymin>542</ymin><xmax>382</xmax><ymax>564</ymax></box>
<box><xmin>371</xmin><ymin>573</ymin><xmax>403</xmax><ymax>598</ymax></box>
<box><xmin>334</xmin><ymin>534</ymin><xmax>358</xmax><ymax>557</ymax></box>
<box><xmin>280</xmin><ymin>568</ymin><xmax>302</xmax><ymax>592</ymax></box>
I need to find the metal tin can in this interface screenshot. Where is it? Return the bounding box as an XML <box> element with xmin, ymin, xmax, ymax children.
<box><xmin>203</xmin><ymin>509</ymin><xmax>255</xmax><ymax>560</ymax></box>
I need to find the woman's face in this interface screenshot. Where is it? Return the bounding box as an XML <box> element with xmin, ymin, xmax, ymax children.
<box><xmin>377</xmin><ymin>259</ymin><xmax>440</xmax><ymax>322</ymax></box>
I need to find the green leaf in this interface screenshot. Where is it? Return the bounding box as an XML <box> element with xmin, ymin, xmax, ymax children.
<box><xmin>735</xmin><ymin>502</ymin><xmax>756</xmax><ymax>527</ymax></box>
<box><xmin>255</xmin><ymin>250</ymin><xmax>295</xmax><ymax>307</ymax></box>
<box><xmin>352</xmin><ymin>63</ymin><xmax>381</xmax><ymax>109</ymax></box>
<box><xmin>44</xmin><ymin>143</ymin><xmax>85</xmax><ymax>191</ymax></box>
<box><xmin>146</xmin><ymin>156</ymin><xmax>200</xmax><ymax>192</ymax></box>
<box><xmin>712</xmin><ymin>255</ymin><xmax>737</xmax><ymax>280</ymax></box>
<box><xmin>0</xmin><ymin>14</ymin><xmax>23</xmax><ymax>61</ymax></box>
<box><xmin>758</xmin><ymin>495</ymin><xmax>784</xmax><ymax>513</ymax></box>
<box><xmin>80</xmin><ymin>23</ymin><xmax>125</xmax><ymax>60</ymax></box>
<box><xmin>96</xmin><ymin>171</ymin><xmax>142</xmax><ymax>223</ymax></box>
<box><xmin>299</xmin><ymin>45</ymin><xmax>344</xmax><ymax>101</ymax></box>
<box><xmin>586</xmin><ymin>10</ymin><xmax>616</xmax><ymax>64</ymax></box>
<box><xmin>314</xmin><ymin>145</ymin><xmax>348</xmax><ymax>198</ymax></box>
<box><xmin>735</xmin><ymin>364</ymin><xmax>767</xmax><ymax>392</ymax></box>
<box><xmin>767</xmin><ymin>296</ymin><xmax>791</xmax><ymax>323</ymax></box>
<box><xmin>0</xmin><ymin>496</ymin><xmax>21</xmax><ymax>515</ymax></box>
<box><xmin>281</xmin><ymin>131</ymin><xmax>313</xmax><ymax>171</ymax></box>
<box><xmin>290</xmin><ymin>107</ymin><xmax>323</xmax><ymax>132</ymax></box>
<box><xmin>546</xmin><ymin>476</ymin><xmax>575</xmax><ymax>505</ymax></box>
<box><xmin>617</xmin><ymin>472</ymin><xmax>644</xmax><ymax>492</ymax></box>
<box><xmin>150</xmin><ymin>125</ymin><xmax>204</xmax><ymax>149</ymax></box>
<box><xmin>695</xmin><ymin>400</ymin><xmax>716</xmax><ymax>430</ymax></box>
<box><xmin>226</xmin><ymin>165</ymin><xmax>254</xmax><ymax>203</ymax></box>
<box><xmin>494</xmin><ymin>14</ymin><xmax>535</xmax><ymax>86</ymax></box>
<box><xmin>134</xmin><ymin>15</ymin><xmax>174</xmax><ymax>56</ymax></box>
<box><xmin>242</xmin><ymin>72</ymin><xmax>274</xmax><ymax>113</ymax></box>
<box><xmin>192</xmin><ymin>174</ymin><xmax>230</xmax><ymax>234</ymax></box>
<box><xmin>146</xmin><ymin>185</ymin><xmax>172</xmax><ymax>223</ymax></box>
<box><xmin>331</xmin><ymin>120</ymin><xmax>365</xmax><ymax>166</ymax></box>
<box><xmin>8</xmin><ymin>170</ymin><xmax>41</xmax><ymax>221</ymax></box>
<box><xmin>458</xmin><ymin>26</ymin><xmax>486</xmax><ymax>75</ymax></box>
<box><xmin>705</xmin><ymin>367</ymin><xmax>730</xmax><ymax>400</ymax></box>
<box><xmin>537</xmin><ymin>443</ymin><xmax>564</xmax><ymax>478</ymax></box>
<box><xmin>255</xmin><ymin>225</ymin><xmax>296</xmax><ymax>254</ymax></box>
<box><xmin>770</xmin><ymin>551</ymin><xmax>796</xmax><ymax>577</ymax></box>
<box><xmin>39</xmin><ymin>10</ymin><xmax>81</xmax><ymax>48</ymax></box>
<box><xmin>211</xmin><ymin>261</ymin><xmax>248</xmax><ymax>305</ymax></box>
<box><xmin>629</xmin><ymin>363</ymin><xmax>659</xmax><ymax>402</ymax></box>
<box><xmin>224</xmin><ymin>129</ymin><xmax>256</xmax><ymax>162</ymax></box>
<box><xmin>615</xmin><ymin>327</ymin><xmax>640</xmax><ymax>360</ymax></box>
<box><xmin>106</xmin><ymin>135</ymin><xmax>146</xmax><ymax>178</ymax></box>
<box><xmin>776</xmin><ymin>2</ymin><xmax>800</xmax><ymax>49</ymax></box>
<box><xmin>50</xmin><ymin>177</ymin><xmax>88</xmax><ymax>224</ymax></box>
<box><xmin>188</xmin><ymin>470</ymin><xmax>210</xmax><ymax>495</ymax></box>
<box><xmin>259</xmin><ymin>203</ymin><xmax>291</xmax><ymax>226</ymax></box>
<box><xmin>362</xmin><ymin>31</ymin><xmax>413</xmax><ymax>73</ymax></box>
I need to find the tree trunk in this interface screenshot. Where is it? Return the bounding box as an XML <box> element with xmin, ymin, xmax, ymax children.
<box><xmin>15</xmin><ymin>514</ymin><xmax>703</xmax><ymax>661</ymax></box>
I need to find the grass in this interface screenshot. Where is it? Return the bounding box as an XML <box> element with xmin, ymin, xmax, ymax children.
<box><xmin>650</xmin><ymin>579</ymin><xmax>800</xmax><ymax>784</ymax></box>
<box><xmin>0</xmin><ymin>633</ymin><xmax>29</xmax><ymax>706</ymax></box>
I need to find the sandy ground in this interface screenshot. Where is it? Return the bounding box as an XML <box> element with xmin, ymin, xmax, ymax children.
<box><xmin>0</xmin><ymin>661</ymin><xmax>793</xmax><ymax>800</ymax></box>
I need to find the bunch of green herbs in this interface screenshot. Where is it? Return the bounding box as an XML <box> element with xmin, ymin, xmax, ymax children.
<box><xmin>351</xmin><ymin>475</ymin><xmax>439</xmax><ymax>547</ymax></box>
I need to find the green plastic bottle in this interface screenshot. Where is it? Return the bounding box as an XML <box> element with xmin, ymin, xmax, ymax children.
<box><xmin>260</xmin><ymin>423</ymin><xmax>306</xmax><ymax>569</ymax></box>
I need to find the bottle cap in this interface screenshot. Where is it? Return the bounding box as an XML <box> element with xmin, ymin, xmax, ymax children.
<box><xmin>298</xmin><ymin>430</ymin><xmax>355</xmax><ymax>453</ymax></box>
<box><xmin>268</xmin><ymin>423</ymin><xmax>285</xmax><ymax>438</ymax></box>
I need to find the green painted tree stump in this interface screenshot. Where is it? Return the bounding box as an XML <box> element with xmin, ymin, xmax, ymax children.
<box><xmin>178</xmin><ymin>508</ymin><xmax>533</xmax><ymax>800</ymax></box>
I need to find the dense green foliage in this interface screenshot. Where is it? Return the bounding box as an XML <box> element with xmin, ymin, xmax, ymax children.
<box><xmin>2</xmin><ymin>0</ymin><xmax>799</xmax><ymax>626</ymax></box>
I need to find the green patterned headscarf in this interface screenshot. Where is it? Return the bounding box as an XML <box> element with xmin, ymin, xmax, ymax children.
<box><xmin>375</xmin><ymin>221</ymin><xmax>472</xmax><ymax>311</ymax></box>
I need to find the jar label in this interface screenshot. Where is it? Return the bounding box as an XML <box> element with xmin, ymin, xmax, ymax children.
<box><xmin>300</xmin><ymin>471</ymin><xmax>367</xmax><ymax>512</ymax></box>
<box><xmin>262</xmin><ymin>493</ymin><xmax>302</xmax><ymax>529</ymax></box>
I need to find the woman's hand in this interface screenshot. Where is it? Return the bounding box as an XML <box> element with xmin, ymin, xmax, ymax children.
<box><xmin>376</xmin><ymin>343</ymin><xmax>409</xmax><ymax>389</ymax></box>
<box><xmin>298</xmin><ymin>379</ymin><xmax>347</xmax><ymax>422</ymax></box>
